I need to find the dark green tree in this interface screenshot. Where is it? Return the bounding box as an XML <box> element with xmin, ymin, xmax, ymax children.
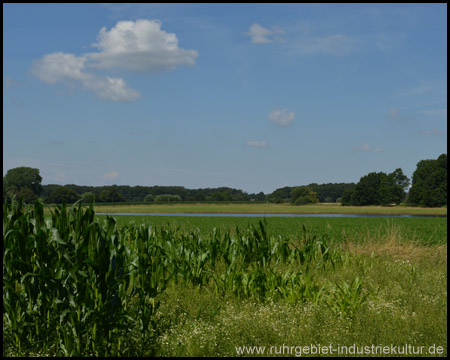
<box><xmin>47</xmin><ymin>186</ymin><xmax>80</xmax><ymax>204</ymax></box>
<box><xmin>407</xmin><ymin>154</ymin><xmax>447</xmax><ymax>207</ymax></box>
<box><xmin>268</xmin><ymin>186</ymin><xmax>292</xmax><ymax>203</ymax></box>
<box><xmin>98</xmin><ymin>188</ymin><xmax>125</xmax><ymax>203</ymax></box>
<box><xmin>343</xmin><ymin>169</ymin><xmax>409</xmax><ymax>206</ymax></box>
<box><xmin>382</xmin><ymin>168</ymin><xmax>409</xmax><ymax>205</ymax></box>
<box><xmin>341</xmin><ymin>189</ymin><xmax>356</xmax><ymax>205</ymax></box>
<box><xmin>3</xmin><ymin>167</ymin><xmax>43</xmax><ymax>200</ymax></box>
<box><xmin>80</xmin><ymin>192</ymin><xmax>96</xmax><ymax>204</ymax></box>
<box><xmin>291</xmin><ymin>186</ymin><xmax>319</xmax><ymax>205</ymax></box>
<box><xmin>154</xmin><ymin>194</ymin><xmax>182</xmax><ymax>203</ymax></box>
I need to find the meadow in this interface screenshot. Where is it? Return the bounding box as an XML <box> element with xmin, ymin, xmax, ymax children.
<box><xmin>3</xmin><ymin>200</ymin><xmax>447</xmax><ymax>357</ymax></box>
<box><xmin>91</xmin><ymin>202</ymin><xmax>447</xmax><ymax>216</ymax></box>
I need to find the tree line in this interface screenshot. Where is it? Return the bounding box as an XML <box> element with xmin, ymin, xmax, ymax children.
<box><xmin>3</xmin><ymin>154</ymin><xmax>447</xmax><ymax>207</ymax></box>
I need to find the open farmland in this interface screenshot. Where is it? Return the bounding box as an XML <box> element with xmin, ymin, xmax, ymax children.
<box><xmin>90</xmin><ymin>202</ymin><xmax>447</xmax><ymax>216</ymax></box>
<box><xmin>4</xmin><ymin>200</ymin><xmax>447</xmax><ymax>357</ymax></box>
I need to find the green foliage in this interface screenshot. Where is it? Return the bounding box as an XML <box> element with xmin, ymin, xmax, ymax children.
<box><xmin>3</xmin><ymin>167</ymin><xmax>43</xmax><ymax>201</ymax></box>
<box><xmin>144</xmin><ymin>194</ymin><xmax>155</xmax><ymax>203</ymax></box>
<box><xmin>3</xmin><ymin>199</ymin><xmax>168</xmax><ymax>356</ymax></box>
<box><xmin>269</xmin><ymin>184</ymin><xmax>354</xmax><ymax>204</ymax></box>
<box><xmin>154</xmin><ymin>194</ymin><xmax>182</xmax><ymax>203</ymax></box>
<box><xmin>342</xmin><ymin>169</ymin><xmax>409</xmax><ymax>206</ymax></box>
<box><xmin>98</xmin><ymin>188</ymin><xmax>125</xmax><ymax>203</ymax></box>
<box><xmin>4</xmin><ymin>200</ymin><xmax>446</xmax><ymax>356</ymax></box>
<box><xmin>80</xmin><ymin>192</ymin><xmax>95</xmax><ymax>203</ymax></box>
<box><xmin>291</xmin><ymin>186</ymin><xmax>318</xmax><ymax>205</ymax></box>
<box><xmin>47</xmin><ymin>186</ymin><xmax>80</xmax><ymax>204</ymax></box>
<box><xmin>408</xmin><ymin>154</ymin><xmax>447</xmax><ymax>207</ymax></box>
<box><xmin>268</xmin><ymin>186</ymin><xmax>292</xmax><ymax>203</ymax></box>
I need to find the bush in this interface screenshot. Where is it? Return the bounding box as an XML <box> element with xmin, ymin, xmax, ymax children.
<box><xmin>154</xmin><ymin>194</ymin><xmax>182</xmax><ymax>203</ymax></box>
<box><xmin>294</xmin><ymin>196</ymin><xmax>313</xmax><ymax>205</ymax></box>
<box><xmin>144</xmin><ymin>194</ymin><xmax>155</xmax><ymax>203</ymax></box>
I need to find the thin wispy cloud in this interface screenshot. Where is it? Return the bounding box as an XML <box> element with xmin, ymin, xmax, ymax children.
<box><xmin>246</xmin><ymin>140</ymin><xmax>268</xmax><ymax>148</ymax></box>
<box><xmin>104</xmin><ymin>171</ymin><xmax>119</xmax><ymax>179</ymax></box>
<box><xmin>48</xmin><ymin>139</ymin><xmax>64</xmax><ymax>146</ymax></box>
<box><xmin>247</xmin><ymin>23</ymin><xmax>286</xmax><ymax>43</ymax></box>
<box><xmin>420</xmin><ymin>108</ymin><xmax>447</xmax><ymax>118</ymax></box>
<box><xmin>387</xmin><ymin>108</ymin><xmax>416</xmax><ymax>122</ymax></box>
<box><xmin>4</xmin><ymin>76</ymin><xmax>21</xmax><ymax>88</ymax></box>
<box><xmin>388</xmin><ymin>108</ymin><xmax>400</xmax><ymax>120</ymax></box>
<box><xmin>247</xmin><ymin>23</ymin><xmax>352</xmax><ymax>56</ymax></box>
<box><xmin>293</xmin><ymin>33</ymin><xmax>353</xmax><ymax>56</ymax></box>
<box><xmin>268</xmin><ymin>108</ymin><xmax>295</xmax><ymax>126</ymax></box>
<box><xmin>31</xmin><ymin>19</ymin><xmax>198</xmax><ymax>101</ymax></box>
<box><xmin>354</xmin><ymin>144</ymin><xmax>382</xmax><ymax>152</ymax></box>
<box><xmin>418</xmin><ymin>129</ymin><xmax>444</xmax><ymax>136</ymax></box>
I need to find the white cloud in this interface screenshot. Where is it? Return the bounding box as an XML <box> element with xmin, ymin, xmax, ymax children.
<box><xmin>84</xmin><ymin>76</ymin><xmax>140</xmax><ymax>102</ymax></box>
<box><xmin>32</xmin><ymin>52</ymin><xmax>89</xmax><ymax>84</ymax></box>
<box><xmin>419</xmin><ymin>129</ymin><xmax>444</xmax><ymax>136</ymax></box>
<box><xmin>386</xmin><ymin>108</ymin><xmax>416</xmax><ymax>122</ymax></box>
<box><xmin>388</xmin><ymin>108</ymin><xmax>400</xmax><ymax>119</ymax></box>
<box><xmin>293</xmin><ymin>34</ymin><xmax>354</xmax><ymax>56</ymax></box>
<box><xmin>268</xmin><ymin>108</ymin><xmax>295</xmax><ymax>126</ymax></box>
<box><xmin>32</xmin><ymin>52</ymin><xmax>139</xmax><ymax>102</ymax></box>
<box><xmin>31</xmin><ymin>19</ymin><xmax>197</xmax><ymax>101</ymax></box>
<box><xmin>88</xmin><ymin>19</ymin><xmax>198</xmax><ymax>73</ymax></box>
<box><xmin>420</xmin><ymin>108</ymin><xmax>447</xmax><ymax>118</ymax></box>
<box><xmin>104</xmin><ymin>171</ymin><xmax>119</xmax><ymax>179</ymax></box>
<box><xmin>354</xmin><ymin>144</ymin><xmax>382</xmax><ymax>152</ymax></box>
<box><xmin>247</xmin><ymin>140</ymin><xmax>268</xmax><ymax>148</ymax></box>
<box><xmin>247</xmin><ymin>23</ymin><xmax>285</xmax><ymax>43</ymax></box>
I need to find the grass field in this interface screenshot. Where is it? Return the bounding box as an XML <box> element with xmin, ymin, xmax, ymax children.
<box><xmin>4</xmin><ymin>201</ymin><xmax>447</xmax><ymax>357</ymax></box>
<box><xmin>100</xmin><ymin>215</ymin><xmax>447</xmax><ymax>246</ymax></box>
<box><xmin>89</xmin><ymin>202</ymin><xmax>448</xmax><ymax>216</ymax></box>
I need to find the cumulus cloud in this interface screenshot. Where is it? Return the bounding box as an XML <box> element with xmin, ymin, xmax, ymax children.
<box><xmin>268</xmin><ymin>108</ymin><xmax>295</xmax><ymax>126</ymax></box>
<box><xmin>354</xmin><ymin>144</ymin><xmax>382</xmax><ymax>152</ymax></box>
<box><xmin>246</xmin><ymin>140</ymin><xmax>268</xmax><ymax>148</ymax></box>
<box><xmin>32</xmin><ymin>52</ymin><xmax>139</xmax><ymax>102</ymax></box>
<box><xmin>247</xmin><ymin>23</ymin><xmax>286</xmax><ymax>43</ymax></box>
<box><xmin>31</xmin><ymin>19</ymin><xmax>197</xmax><ymax>101</ymax></box>
<box><xmin>88</xmin><ymin>19</ymin><xmax>198</xmax><ymax>73</ymax></box>
<box><xmin>104</xmin><ymin>171</ymin><xmax>119</xmax><ymax>179</ymax></box>
<box><xmin>84</xmin><ymin>76</ymin><xmax>140</xmax><ymax>102</ymax></box>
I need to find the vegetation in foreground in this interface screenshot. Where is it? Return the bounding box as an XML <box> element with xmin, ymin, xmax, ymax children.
<box><xmin>3</xmin><ymin>200</ymin><xmax>447</xmax><ymax>357</ymax></box>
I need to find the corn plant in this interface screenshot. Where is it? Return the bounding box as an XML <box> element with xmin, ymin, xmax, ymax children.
<box><xmin>3</xmin><ymin>199</ymin><xmax>171</xmax><ymax>356</ymax></box>
<box><xmin>329</xmin><ymin>276</ymin><xmax>368</xmax><ymax>318</ymax></box>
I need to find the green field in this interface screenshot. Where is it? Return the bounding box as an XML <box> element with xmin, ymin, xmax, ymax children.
<box><xmin>100</xmin><ymin>215</ymin><xmax>447</xmax><ymax>246</ymax></box>
<box><xmin>90</xmin><ymin>202</ymin><xmax>447</xmax><ymax>216</ymax></box>
<box><xmin>4</xmin><ymin>201</ymin><xmax>447</xmax><ymax>357</ymax></box>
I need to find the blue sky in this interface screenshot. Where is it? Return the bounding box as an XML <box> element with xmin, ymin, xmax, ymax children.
<box><xmin>3</xmin><ymin>3</ymin><xmax>447</xmax><ymax>194</ymax></box>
